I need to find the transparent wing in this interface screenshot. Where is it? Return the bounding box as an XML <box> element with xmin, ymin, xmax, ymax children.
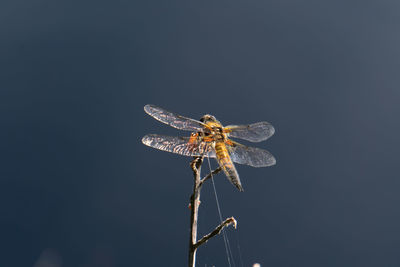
<box><xmin>144</xmin><ymin>104</ymin><xmax>206</xmax><ymax>132</ymax></box>
<box><xmin>224</xmin><ymin>122</ymin><xmax>275</xmax><ymax>142</ymax></box>
<box><xmin>142</xmin><ymin>134</ymin><xmax>216</xmax><ymax>157</ymax></box>
<box><xmin>228</xmin><ymin>140</ymin><xmax>276</xmax><ymax>167</ymax></box>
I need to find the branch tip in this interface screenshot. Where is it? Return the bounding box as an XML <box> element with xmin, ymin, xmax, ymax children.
<box><xmin>194</xmin><ymin>216</ymin><xmax>237</xmax><ymax>249</ymax></box>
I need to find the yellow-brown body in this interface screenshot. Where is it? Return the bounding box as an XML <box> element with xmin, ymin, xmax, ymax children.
<box><xmin>201</xmin><ymin>117</ymin><xmax>243</xmax><ymax>191</ymax></box>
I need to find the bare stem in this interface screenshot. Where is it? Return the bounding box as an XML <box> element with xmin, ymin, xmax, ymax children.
<box><xmin>194</xmin><ymin>217</ymin><xmax>237</xmax><ymax>249</ymax></box>
<box><xmin>188</xmin><ymin>158</ymin><xmax>236</xmax><ymax>267</ymax></box>
<box><xmin>199</xmin><ymin>166</ymin><xmax>222</xmax><ymax>188</ymax></box>
<box><xmin>188</xmin><ymin>157</ymin><xmax>202</xmax><ymax>267</ymax></box>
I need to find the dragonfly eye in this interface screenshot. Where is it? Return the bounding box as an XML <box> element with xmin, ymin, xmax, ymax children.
<box><xmin>200</xmin><ymin>114</ymin><xmax>217</xmax><ymax>123</ymax></box>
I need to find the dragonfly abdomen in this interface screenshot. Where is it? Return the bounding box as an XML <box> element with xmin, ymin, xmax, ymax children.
<box><xmin>215</xmin><ymin>142</ymin><xmax>243</xmax><ymax>191</ymax></box>
<box><xmin>215</xmin><ymin>142</ymin><xmax>231</xmax><ymax>164</ymax></box>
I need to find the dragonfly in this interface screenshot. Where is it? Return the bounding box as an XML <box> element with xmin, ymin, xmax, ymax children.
<box><xmin>142</xmin><ymin>104</ymin><xmax>276</xmax><ymax>191</ymax></box>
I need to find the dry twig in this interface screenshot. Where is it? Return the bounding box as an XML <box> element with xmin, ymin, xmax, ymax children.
<box><xmin>194</xmin><ymin>216</ymin><xmax>237</xmax><ymax>249</ymax></box>
<box><xmin>188</xmin><ymin>157</ymin><xmax>236</xmax><ymax>267</ymax></box>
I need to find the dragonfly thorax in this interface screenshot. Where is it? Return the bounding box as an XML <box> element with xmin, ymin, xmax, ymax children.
<box><xmin>199</xmin><ymin>114</ymin><xmax>227</xmax><ymax>142</ymax></box>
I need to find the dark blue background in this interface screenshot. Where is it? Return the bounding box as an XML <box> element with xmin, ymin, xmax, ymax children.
<box><xmin>1</xmin><ymin>0</ymin><xmax>400</xmax><ymax>266</ymax></box>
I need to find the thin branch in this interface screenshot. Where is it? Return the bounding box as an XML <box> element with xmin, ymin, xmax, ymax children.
<box><xmin>199</xmin><ymin>166</ymin><xmax>222</xmax><ymax>188</ymax></box>
<box><xmin>194</xmin><ymin>217</ymin><xmax>237</xmax><ymax>250</ymax></box>
<box><xmin>188</xmin><ymin>157</ymin><xmax>203</xmax><ymax>267</ymax></box>
<box><xmin>188</xmin><ymin>157</ymin><xmax>237</xmax><ymax>267</ymax></box>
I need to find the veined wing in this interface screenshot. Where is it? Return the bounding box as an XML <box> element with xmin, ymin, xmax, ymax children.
<box><xmin>228</xmin><ymin>140</ymin><xmax>276</xmax><ymax>167</ymax></box>
<box><xmin>142</xmin><ymin>134</ymin><xmax>216</xmax><ymax>157</ymax></box>
<box><xmin>144</xmin><ymin>104</ymin><xmax>206</xmax><ymax>132</ymax></box>
<box><xmin>224</xmin><ymin>122</ymin><xmax>275</xmax><ymax>142</ymax></box>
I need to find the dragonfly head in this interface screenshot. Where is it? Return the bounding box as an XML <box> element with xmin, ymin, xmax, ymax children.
<box><xmin>200</xmin><ymin>114</ymin><xmax>225</xmax><ymax>138</ymax></box>
<box><xmin>200</xmin><ymin>114</ymin><xmax>219</xmax><ymax>124</ymax></box>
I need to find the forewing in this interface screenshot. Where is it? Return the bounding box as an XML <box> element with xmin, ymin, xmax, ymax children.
<box><xmin>142</xmin><ymin>134</ymin><xmax>216</xmax><ymax>157</ymax></box>
<box><xmin>144</xmin><ymin>104</ymin><xmax>206</xmax><ymax>132</ymax></box>
<box><xmin>224</xmin><ymin>122</ymin><xmax>275</xmax><ymax>142</ymax></box>
<box><xmin>228</xmin><ymin>140</ymin><xmax>276</xmax><ymax>167</ymax></box>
